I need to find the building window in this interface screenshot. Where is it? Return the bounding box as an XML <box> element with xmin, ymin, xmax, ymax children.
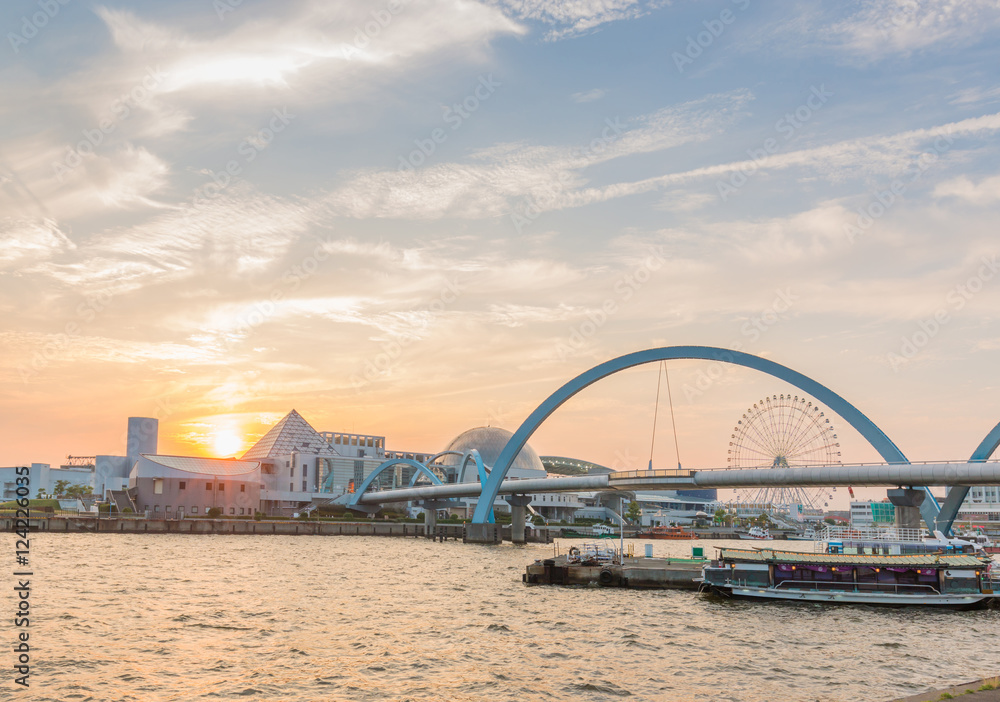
<box><xmin>153</xmin><ymin>479</ymin><xmax>163</xmax><ymax>495</ymax></box>
<box><xmin>240</xmin><ymin>484</ymin><xmax>245</xmax><ymax>492</ymax></box>
<box><xmin>218</xmin><ymin>483</ymin><xmax>225</xmax><ymax>492</ymax></box>
<box><xmin>179</xmin><ymin>481</ymin><xmax>186</xmax><ymax>490</ymax></box>
<box><xmin>166</xmin><ymin>505</ymin><xmax>171</xmax><ymax>513</ymax></box>
<box><xmin>206</xmin><ymin>483</ymin><xmax>213</xmax><ymax>491</ymax></box>
<box><xmin>191</xmin><ymin>506</ymin><xmax>198</xmax><ymax>514</ymax></box>
<box><xmin>302</xmin><ymin>480</ymin><xmax>307</xmax><ymax>491</ymax></box>
<box><xmin>239</xmin><ymin>508</ymin><xmax>244</xmax><ymax>515</ymax></box>
<box><xmin>289</xmin><ymin>482</ymin><xmax>294</xmax><ymax>491</ymax></box>
<box><xmin>154</xmin><ymin>505</ymin><xmax>160</xmax><ymax>512</ymax></box>
<box><xmin>143</xmin><ymin>505</ymin><xmax>149</xmax><ymax>511</ymax></box>
<box><xmin>303</xmin><ymin>464</ymin><xmax>307</xmax><ymax>477</ymax></box>
<box><xmin>229</xmin><ymin>508</ymin><xmax>235</xmax><ymax>515</ymax></box>
<box><xmin>291</xmin><ymin>466</ymin><xmax>295</xmax><ymax>477</ymax></box>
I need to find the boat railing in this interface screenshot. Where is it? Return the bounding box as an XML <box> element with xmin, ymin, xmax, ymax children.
<box><xmin>771</xmin><ymin>580</ymin><xmax>942</xmax><ymax>596</ymax></box>
<box><xmin>814</xmin><ymin>526</ymin><xmax>927</xmax><ymax>551</ymax></box>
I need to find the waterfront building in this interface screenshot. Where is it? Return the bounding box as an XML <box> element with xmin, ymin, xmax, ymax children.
<box><xmin>953</xmin><ymin>485</ymin><xmax>1000</xmax><ymax>526</ymax></box>
<box><xmin>0</xmin><ymin>463</ymin><xmax>51</xmax><ymax>500</ymax></box>
<box><xmin>635</xmin><ymin>490</ymin><xmax>721</xmax><ymax>527</ymax></box>
<box><xmin>241</xmin><ymin>409</ymin><xmax>389</xmax><ymax>515</ymax></box>
<box><xmin>850</xmin><ymin>499</ymin><xmax>896</xmax><ymax>527</ymax></box>
<box><xmin>129</xmin><ymin>454</ymin><xmax>262</xmax><ymax>518</ymax></box>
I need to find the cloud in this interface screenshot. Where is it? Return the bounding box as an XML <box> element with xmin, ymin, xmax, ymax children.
<box><xmin>0</xmin><ymin>218</ymin><xmax>75</xmax><ymax>269</ymax></box>
<box><xmin>822</xmin><ymin>0</ymin><xmax>1000</xmax><ymax>60</ymax></box>
<box><xmin>324</xmin><ymin>89</ymin><xmax>753</xmax><ymax>219</ymax></box>
<box><xmin>571</xmin><ymin>88</ymin><xmax>605</xmax><ymax>103</ymax></box>
<box><xmin>934</xmin><ymin>174</ymin><xmax>1000</xmax><ymax>204</ymax></box>
<box><xmin>493</xmin><ymin>0</ymin><xmax>662</xmax><ymax>40</ymax></box>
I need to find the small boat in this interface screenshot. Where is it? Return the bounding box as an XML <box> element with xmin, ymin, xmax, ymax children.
<box><xmin>786</xmin><ymin>527</ymin><xmax>817</xmax><ymax>541</ymax></box>
<box><xmin>699</xmin><ymin>547</ymin><xmax>999</xmax><ymax>609</ymax></box>
<box><xmin>961</xmin><ymin>530</ymin><xmax>1000</xmax><ymax>555</ymax></box>
<box><xmin>638</xmin><ymin>525</ymin><xmax>698</xmax><ymax>540</ymax></box>
<box><xmin>739</xmin><ymin>526</ymin><xmax>773</xmax><ymax>540</ymax></box>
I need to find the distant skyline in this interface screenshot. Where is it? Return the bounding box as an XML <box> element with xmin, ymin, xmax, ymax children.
<box><xmin>3</xmin><ymin>1</ymin><xmax>1000</xmax><ymax>508</ymax></box>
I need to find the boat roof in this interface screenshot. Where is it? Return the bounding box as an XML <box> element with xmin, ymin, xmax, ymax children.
<box><xmin>717</xmin><ymin>548</ymin><xmax>987</xmax><ymax>568</ymax></box>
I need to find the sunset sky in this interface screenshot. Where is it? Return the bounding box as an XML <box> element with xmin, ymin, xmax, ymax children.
<box><xmin>3</xmin><ymin>1</ymin><xmax>1000</xmax><ymax>506</ymax></box>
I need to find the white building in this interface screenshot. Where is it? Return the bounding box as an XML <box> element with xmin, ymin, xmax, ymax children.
<box><xmin>0</xmin><ymin>464</ymin><xmax>50</xmax><ymax>500</ymax></box>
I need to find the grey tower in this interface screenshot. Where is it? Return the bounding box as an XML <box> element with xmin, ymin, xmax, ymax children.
<box><xmin>126</xmin><ymin>417</ymin><xmax>158</xmax><ymax>461</ymax></box>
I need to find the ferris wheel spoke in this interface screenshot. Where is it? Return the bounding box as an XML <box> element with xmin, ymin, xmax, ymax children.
<box><xmin>781</xmin><ymin>401</ymin><xmax>813</xmax><ymax>455</ymax></box>
<box><xmin>782</xmin><ymin>408</ymin><xmax>822</xmax><ymax>455</ymax></box>
<box><xmin>745</xmin><ymin>413</ymin><xmax>783</xmax><ymax>456</ymax></box>
<box><xmin>737</xmin><ymin>430</ymin><xmax>781</xmax><ymax>460</ymax></box>
<box><xmin>784</xmin><ymin>414</ymin><xmax>827</xmax><ymax>458</ymax></box>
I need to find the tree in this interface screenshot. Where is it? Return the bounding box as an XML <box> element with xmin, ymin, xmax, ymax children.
<box><xmin>714</xmin><ymin>508</ymin><xmax>728</xmax><ymax>525</ymax></box>
<box><xmin>625</xmin><ymin>501</ymin><xmax>642</xmax><ymax>523</ymax></box>
<box><xmin>207</xmin><ymin>506</ymin><xmax>223</xmax><ymax>518</ymax></box>
<box><xmin>54</xmin><ymin>479</ymin><xmax>70</xmax><ymax>497</ymax></box>
<box><xmin>65</xmin><ymin>484</ymin><xmax>93</xmax><ymax>499</ymax></box>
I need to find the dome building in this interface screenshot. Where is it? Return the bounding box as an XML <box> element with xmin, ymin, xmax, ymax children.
<box><xmin>432</xmin><ymin>427</ymin><xmax>583</xmax><ymax>521</ymax></box>
<box><xmin>437</xmin><ymin>426</ymin><xmax>546</xmax><ymax>480</ymax></box>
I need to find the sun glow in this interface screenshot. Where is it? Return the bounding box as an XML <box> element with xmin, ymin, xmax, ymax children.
<box><xmin>213</xmin><ymin>429</ymin><xmax>243</xmax><ymax>457</ymax></box>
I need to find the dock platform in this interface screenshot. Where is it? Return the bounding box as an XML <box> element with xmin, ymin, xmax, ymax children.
<box><xmin>524</xmin><ymin>553</ymin><xmax>705</xmax><ymax>589</ymax></box>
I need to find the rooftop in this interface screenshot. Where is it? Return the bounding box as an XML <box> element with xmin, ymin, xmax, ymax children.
<box><xmin>717</xmin><ymin>548</ymin><xmax>988</xmax><ymax>568</ymax></box>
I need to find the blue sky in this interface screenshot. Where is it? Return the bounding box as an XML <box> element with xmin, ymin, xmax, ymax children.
<box><xmin>3</xmin><ymin>0</ymin><xmax>1000</xmax><ymax>506</ymax></box>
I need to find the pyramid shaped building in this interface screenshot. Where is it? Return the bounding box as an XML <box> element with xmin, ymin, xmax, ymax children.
<box><xmin>241</xmin><ymin>409</ymin><xmax>336</xmax><ymax>460</ymax></box>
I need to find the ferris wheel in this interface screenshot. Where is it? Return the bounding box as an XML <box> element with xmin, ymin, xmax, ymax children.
<box><xmin>727</xmin><ymin>394</ymin><xmax>841</xmax><ymax>512</ymax></box>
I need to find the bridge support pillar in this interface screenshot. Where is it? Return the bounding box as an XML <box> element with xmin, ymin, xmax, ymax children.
<box><xmin>418</xmin><ymin>500</ymin><xmax>453</xmax><ymax>537</ymax></box>
<box><xmin>464</xmin><ymin>522</ymin><xmax>502</xmax><ymax>543</ymax></box>
<box><xmin>888</xmin><ymin>488</ymin><xmax>925</xmax><ymax>531</ymax></box>
<box><xmin>505</xmin><ymin>494</ymin><xmax>532</xmax><ymax>544</ymax></box>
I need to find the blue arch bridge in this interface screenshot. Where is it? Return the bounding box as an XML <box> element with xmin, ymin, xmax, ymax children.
<box><xmin>333</xmin><ymin>346</ymin><xmax>1000</xmax><ymax>543</ymax></box>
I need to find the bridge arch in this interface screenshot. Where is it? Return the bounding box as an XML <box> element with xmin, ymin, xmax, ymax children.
<box><xmin>472</xmin><ymin>345</ymin><xmax>930</xmax><ymax>524</ymax></box>
<box><xmin>348</xmin><ymin>458</ymin><xmax>442</xmax><ymax>508</ymax></box>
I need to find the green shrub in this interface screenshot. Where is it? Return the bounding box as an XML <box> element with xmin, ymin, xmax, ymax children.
<box><xmin>207</xmin><ymin>507</ymin><xmax>223</xmax><ymax>518</ymax></box>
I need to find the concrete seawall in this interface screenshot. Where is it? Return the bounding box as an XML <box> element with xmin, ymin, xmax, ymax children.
<box><xmin>3</xmin><ymin>516</ymin><xmax>553</xmax><ymax>541</ymax></box>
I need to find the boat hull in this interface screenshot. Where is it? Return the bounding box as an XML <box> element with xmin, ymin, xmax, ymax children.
<box><xmin>705</xmin><ymin>585</ymin><xmax>995</xmax><ymax>610</ymax></box>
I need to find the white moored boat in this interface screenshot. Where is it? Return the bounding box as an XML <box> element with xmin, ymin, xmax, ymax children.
<box><xmin>738</xmin><ymin>526</ymin><xmax>773</xmax><ymax>540</ymax></box>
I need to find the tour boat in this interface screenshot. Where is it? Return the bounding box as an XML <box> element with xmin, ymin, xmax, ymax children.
<box><xmin>738</xmin><ymin>526</ymin><xmax>773</xmax><ymax>540</ymax></box>
<box><xmin>639</xmin><ymin>525</ymin><xmax>698</xmax><ymax>540</ymax></box>
<box><xmin>699</xmin><ymin>547</ymin><xmax>998</xmax><ymax>609</ymax></box>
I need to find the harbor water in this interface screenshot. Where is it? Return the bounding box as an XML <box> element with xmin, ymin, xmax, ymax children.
<box><xmin>20</xmin><ymin>534</ymin><xmax>1000</xmax><ymax>701</ymax></box>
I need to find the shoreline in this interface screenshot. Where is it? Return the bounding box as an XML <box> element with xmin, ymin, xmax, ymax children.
<box><xmin>890</xmin><ymin>677</ymin><xmax>1000</xmax><ymax>702</ymax></box>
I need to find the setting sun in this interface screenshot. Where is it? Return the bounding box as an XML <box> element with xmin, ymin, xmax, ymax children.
<box><xmin>213</xmin><ymin>429</ymin><xmax>243</xmax><ymax>457</ymax></box>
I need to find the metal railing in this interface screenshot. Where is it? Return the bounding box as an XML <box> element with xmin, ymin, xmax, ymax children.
<box><xmin>772</xmin><ymin>579</ymin><xmax>941</xmax><ymax>595</ymax></box>
<box><xmin>611</xmin><ymin>469</ymin><xmax>695</xmax><ymax>480</ymax></box>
